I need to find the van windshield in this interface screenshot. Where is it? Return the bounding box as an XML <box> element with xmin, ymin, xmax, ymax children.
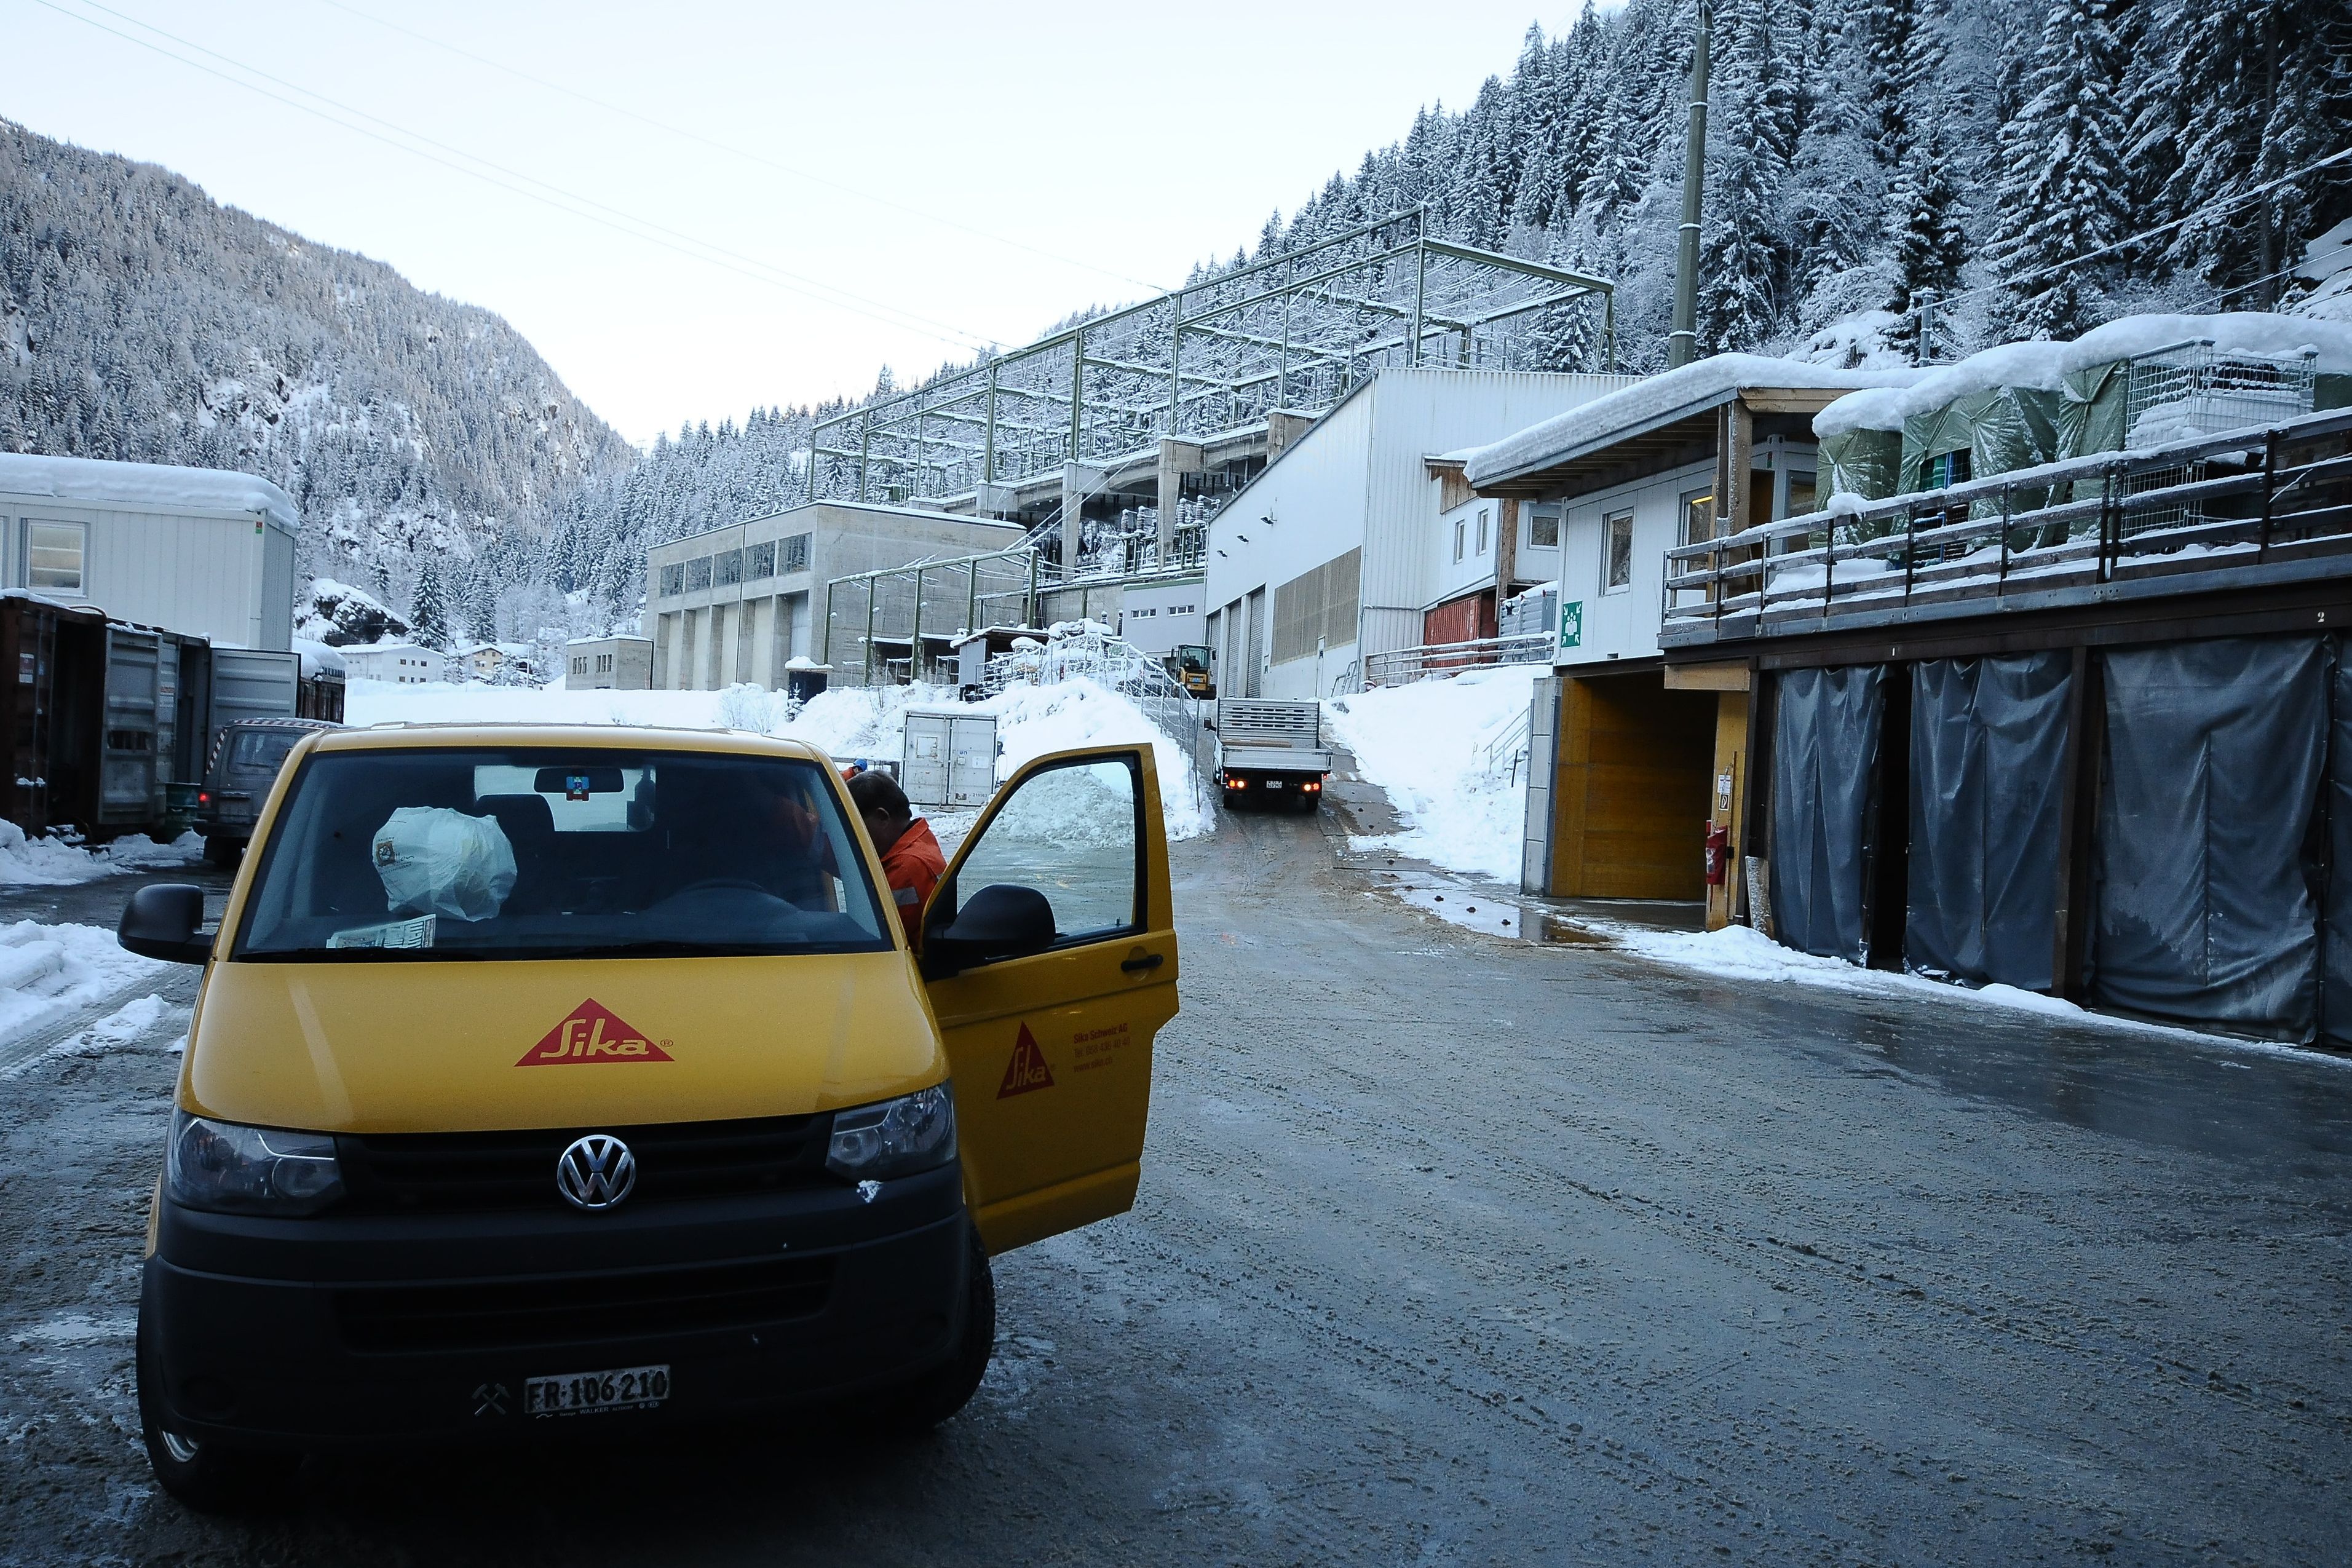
<box><xmin>234</xmin><ymin>747</ymin><xmax>890</xmax><ymax>960</ymax></box>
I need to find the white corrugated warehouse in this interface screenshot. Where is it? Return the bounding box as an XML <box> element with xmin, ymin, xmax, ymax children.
<box><xmin>1200</xmin><ymin>368</ymin><xmax>1629</xmax><ymax>700</ymax></box>
<box><xmin>0</xmin><ymin>453</ymin><xmax>298</xmax><ymax>651</ymax></box>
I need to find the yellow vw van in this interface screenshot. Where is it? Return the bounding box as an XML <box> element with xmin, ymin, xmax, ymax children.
<box><xmin>117</xmin><ymin>724</ymin><xmax>1179</xmax><ymax>1508</ymax></box>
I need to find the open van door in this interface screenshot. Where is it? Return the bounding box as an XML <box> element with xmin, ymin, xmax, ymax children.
<box><xmin>921</xmin><ymin>745</ymin><xmax>1179</xmax><ymax>1254</ymax></box>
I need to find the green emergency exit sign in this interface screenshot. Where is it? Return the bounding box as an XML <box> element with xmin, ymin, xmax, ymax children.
<box><xmin>1559</xmin><ymin>599</ymin><xmax>1583</xmax><ymax>651</ymax></box>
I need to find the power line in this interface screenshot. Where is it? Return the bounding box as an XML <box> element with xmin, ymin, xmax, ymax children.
<box><xmin>27</xmin><ymin>0</ymin><xmax>1005</xmax><ymax>354</ymax></box>
<box><xmin>307</xmin><ymin>0</ymin><xmax>1173</xmax><ymax>298</ymax></box>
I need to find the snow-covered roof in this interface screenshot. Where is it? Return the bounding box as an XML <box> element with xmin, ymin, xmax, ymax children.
<box><xmin>292</xmin><ymin>638</ymin><xmax>346</xmax><ymax>678</ymax></box>
<box><xmin>0</xmin><ymin>452</ymin><xmax>299</xmax><ymax>534</ymax></box>
<box><xmin>1463</xmin><ymin>355</ymin><xmax>1923</xmax><ymax>488</ymax></box>
<box><xmin>1815</xmin><ymin>312</ymin><xmax>2352</xmax><ymax>437</ymax></box>
<box><xmin>565</xmin><ymin>632</ymin><xmax>650</xmax><ymax>647</ymax></box>
<box><xmin>344</xmin><ymin>641</ymin><xmax>436</xmax><ymax>657</ymax></box>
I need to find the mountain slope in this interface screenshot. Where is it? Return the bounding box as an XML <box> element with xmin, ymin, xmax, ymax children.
<box><xmin>0</xmin><ymin>116</ymin><xmax>632</xmax><ymax>609</ymax></box>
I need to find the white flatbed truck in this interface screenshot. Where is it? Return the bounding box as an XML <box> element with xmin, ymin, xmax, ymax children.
<box><xmin>1213</xmin><ymin>698</ymin><xmax>1331</xmax><ymax>812</ymax></box>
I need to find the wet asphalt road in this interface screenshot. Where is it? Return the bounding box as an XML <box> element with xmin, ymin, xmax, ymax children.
<box><xmin>3</xmin><ymin>812</ymin><xmax>2351</xmax><ymax>1565</ymax></box>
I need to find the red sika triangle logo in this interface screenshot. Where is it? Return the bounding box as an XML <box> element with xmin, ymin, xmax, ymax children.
<box><xmin>515</xmin><ymin>1000</ymin><xmax>675</xmax><ymax>1067</ymax></box>
<box><xmin>996</xmin><ymin>1023</ymin><xmax>1055</xmax><ymax>1098</ymax></box>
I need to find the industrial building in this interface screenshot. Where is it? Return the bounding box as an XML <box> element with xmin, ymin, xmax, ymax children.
<box><xmin>0</xmin><ymin>451</ymin><xmax>299</xmax><ymax>651</ymax></box>
<box><xmin>564</xmin><ymin>633</ymin><xmax>653</xmax><ymax>690</ymax></box>
<box><xmin>645</xmin><ymin>501</ymin><xmax>1021</xmax><ymax>691</ymax></box>
<box><xmin>1653</xmin><ymin>314</ymin><xmax>2352</xmax><ymax>1047</ymax></box>
<box><xmin>1199</xmin><ymin>368</ymin><xmax>1631</xmax><ymax>700</ymax></box>
<box><xmin>1462</xmin><ymin>355</ymin><xmax>1918</xmax><ymax>911</ymax></box>
<box><xmin>338</xmin><ymin>643</ymin><xmax>447</xmax><ymax>684</ymax></box>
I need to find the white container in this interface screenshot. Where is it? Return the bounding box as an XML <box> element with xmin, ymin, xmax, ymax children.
<box><xmin>901</xmin><ymin>710</ymin><xmax>999</xmax><ymax>808</ymax></box>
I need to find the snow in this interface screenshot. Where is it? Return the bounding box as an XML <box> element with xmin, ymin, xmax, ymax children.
<box><xmin>1794</xmin><ymin>311</ymin><xmax>1915</xmax><ymax>371</ymax></box>
<box><xmin>1815</xmin><ymin>311</ymin><xmax>2352</xmax><ymax>437</ymax></box>
<box><xmin>1325</xmin><ymin>664</ymin><xmax>1543</xmax><ymax>881</ymax></box>
<box><xmin>344</xmin><ymin>675</ymin><xmax>1217</xmax><ymax>841</ymax></box>
<box><xmin>1604</xmin><ymin>923</ymin><xmax>2352</xmax><ymax>1069</ymax></box>
<box><xmin>1463</xmin><ymin>355</ymin><xmax>1922</xmax><ymax>487</ymax></box>
<box><xmin>0</xmin><ymin>921</ymin><xmax>172</xmax><ymax>1059</ymax></box>
<box><xmin>0</xmin><ymin>822</ymin><xmax>202</xmax><ymax>886</ymax></box>
<box><xmin>0</xmin><ymin>451</ymin><xmax>299</xmax><ymax>533</ymax></box>
<box><xmin>294</xmin><ymin>638</ymin><xmax>346</xmax><ymax>678</ymax></box>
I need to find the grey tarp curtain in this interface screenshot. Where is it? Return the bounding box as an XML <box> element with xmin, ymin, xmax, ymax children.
<box><xmin>2092</xmin><ymin>637</ymin><xmax>2328</xmax><ymax>1038</ymax></box>
<box><xmin>1819</xmin><ymin>427</ymin><xmax>1902</xmax><ymax>501</ymax></box>
<box><xmin>1906</xmin><ymin>654</ymin><xmax>2072</xmax><ymax>989</ymax></box>
<box><xmin>1772</xmin><ymin>665</ymin><xmax>1885</xmax><ymax>963</ymax></box>
<box><xmin>2328</xmin><ymin>649</ymin><xmax>2352</xmax><ymax>1050</ymax></box>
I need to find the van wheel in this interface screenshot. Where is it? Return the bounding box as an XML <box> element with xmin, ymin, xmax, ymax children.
<box><xmin>138</xmin><ymin>1319</ymin><xmax>279</xmax><ymax>1512</ymax></box>
<box><xmin>882</xmin><ymin>1222</ymin><xmax>995</xmax><ymax>1434</ymax></box>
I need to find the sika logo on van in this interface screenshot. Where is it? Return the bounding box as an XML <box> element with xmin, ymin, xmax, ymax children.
<box><xmin>516</xmin><ymin>1000</ymin><xmax>675</xmax><ymax>1066</ymax></box>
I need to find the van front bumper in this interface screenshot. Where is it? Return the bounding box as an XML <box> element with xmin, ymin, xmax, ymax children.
<box><xmin>140</xmin><ymin>1163</ymin><xmax>967</xmax><ymax>1447</ymax></box>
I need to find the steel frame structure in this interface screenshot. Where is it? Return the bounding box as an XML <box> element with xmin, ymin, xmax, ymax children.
<box><xmin>810</xmin><ymin>210</ymin><xmax>1615</xmax><ymax>505</ymax></box>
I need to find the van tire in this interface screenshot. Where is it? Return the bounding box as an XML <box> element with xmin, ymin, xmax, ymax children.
<box><xmin>138</xmin><ymin>1319</ymin><xmax>280</xmax><ymax>1513</ymax></box>
<box><xmin>882</xmin><ymin>1222</ymin><xmax>995</xmax><ymax>1434</ymax></box>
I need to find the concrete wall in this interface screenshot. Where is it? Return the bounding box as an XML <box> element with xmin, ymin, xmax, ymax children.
<box><xmin>566</xmin><ymin>636</ymin><xmax>653</xmax><ymax>690</ymax></box>
<box><xmin>0</xmin><ymin>493</ymin><xmax>294</xmax><ymax>651</ymax></box>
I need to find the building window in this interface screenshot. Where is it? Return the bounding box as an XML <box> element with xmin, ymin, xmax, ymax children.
<box><xmin>1476</xmin><ymin>509</ymin><xmax>1490</xmax><ymax>555</ymax></box>
<box><xmin>782</xmin><ymin>533</ymin><xmax>811</xmax><ymax>574</ymax></box>
<box><xmin>1452</xmin><ymin>519</ymin><xmax>1465</xmax><ymax>563</ymax></box>
<box><xmin>597</xmin><ymin>654</ymin><xmax>613</xmax><ymax>673</ymax></box>
<box><xmin>1603</xmin><ymin>510</ymin><xmax>1634</xmax><ymax>593</ymax></box>
<box><xmin>1529</xmin><ymin>506</ymin><xmax>1560</xmax><ymax>548</ymax></box>
<box><xmin>1679</xmin><ymin>489</ymin><xmax>1716</xmax><ymax>547</ymax></box>
<box><xmin>23</xmin><ymin>521</ymin><xmax>85</xmax><ymax>593</ymax></box>
<box><xmin>685</xmin><ymin>555</ymin><xmax>713</xmax><ymax>592</ymax></box>
<box><xmin>715</xmin><ymin>549</ymin><xmax>743</xmax><ymax>587</ymax></box>
<box><xmin>1923</xmin><ymin>451</ymin><xmax>1969</xmax><ymax>489</ymax></box>
<box><xmin>1786</xmin><ymin>470</ymin><xmax>1818</xmax><ymax>517</ymax></box>
<box><xmin>748</xmin><ymin>541</ymin><xmax>776</xmax><ymax>579</ymax></box>
<box><xmin>660</xmin><ymin>562</ymin><xmax>685</xmax><ymax>598</ymax></box>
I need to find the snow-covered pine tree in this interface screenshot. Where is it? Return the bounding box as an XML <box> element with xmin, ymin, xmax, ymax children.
<box><xmin>1987</xmin><ymin>0</ymin><xmax>2131</xmax><ymax>338</ymax></box>
<box><xmin>1697</xmin><ymin>0</ymin><xmax>1791</xmax><ymax>354</ymax></box>
<box><xmin>410</xmin><ymin>556</ymin><xmax>450</xmax><ymax>650</ymax></box>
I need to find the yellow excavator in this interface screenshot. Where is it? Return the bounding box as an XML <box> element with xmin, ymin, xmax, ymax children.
<box><xmin>1166</xmin><ymin>644</ymin><xmax>1215</xmax><ymax>699</ymax></box>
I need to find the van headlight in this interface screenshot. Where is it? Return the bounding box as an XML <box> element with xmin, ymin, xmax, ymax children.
<box><xmin>165</xmin><ymin>1110</ymin><xmax>344</xmax><ymax>1216</ymax></box>
<box><xmin>825</xmin><ymin>1084</ymin><xmax>956</xmax><ymax>1182</ymax></box>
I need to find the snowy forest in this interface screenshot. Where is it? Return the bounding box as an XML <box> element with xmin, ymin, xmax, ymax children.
<box><xmin>4</xmin><ymin>0</ymin><xmax>2349</xmax><ymax>647</ymax></box>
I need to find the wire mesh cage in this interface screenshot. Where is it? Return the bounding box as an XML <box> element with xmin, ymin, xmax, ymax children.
<box><xmin>2119</xmin><ymin>341</ymin><xmax>2319</xmax><ymax>540</ymax></box>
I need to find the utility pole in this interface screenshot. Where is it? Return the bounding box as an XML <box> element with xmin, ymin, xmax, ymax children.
<box><xmin>1915</xmin><ymin>288</ymin><xmax>1938</xmax><ymax>366</ymax></box>
<box><xmin>1668</xmin><ymin>2</ymin><xmax>1712</xmax><ymax>370</ymax></box>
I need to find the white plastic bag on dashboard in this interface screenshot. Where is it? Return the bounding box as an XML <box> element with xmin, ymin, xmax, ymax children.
<box><xmin>372</xmin><ymin>807</ymin><xmax>518</xmax><ymax>922</ymax></box>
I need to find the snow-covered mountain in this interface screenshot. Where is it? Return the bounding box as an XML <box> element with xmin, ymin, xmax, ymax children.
<box><xmin>0</xmin><ymin>117</ymin><xmax>632</xmax><ymax>616</ymax></box>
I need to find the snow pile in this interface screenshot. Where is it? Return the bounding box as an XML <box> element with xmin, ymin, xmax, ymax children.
<box><xmin>1326</xmin><ymin>664</ymin><xmax>1543</xmax><ymax>882</ymax></box>
<box><xmin>346</xmin><ymin>675</ymin><xmax>1217</xmax><ymax>840</ymax></box>
<box><xmin>0</xmin><ymin>921</ymin><xmax>171</xmax><ymax>1057</ymax></box>
<box><xmin>0</xmin><ymin>451</ymin><xmax>298</xmax><ymax>532</ymax></box>
<box><xmin>1464</xmin><ymin>355</ymin><xmax>1921</xmax><ymax>486</ymax></box>
<box><xmin>0</xmin><ymin>823</ymin><xmax>203</xmax><ymax>887</ymax></box>
<box><xmin>1794</xmin><ymin>311</ymin><xmax>1914</xmax><ymax>371</ymax></box>
<box><xmin>1815</xmin><ymin>311</ymin><xmax>2352</xmax><ymax>437</ymax></box>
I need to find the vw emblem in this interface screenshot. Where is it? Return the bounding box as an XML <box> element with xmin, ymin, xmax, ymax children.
<box><xmin>555</xmin><ymin>1133</ymin><xmax>636</xmax><ymax>1211</ymax></box>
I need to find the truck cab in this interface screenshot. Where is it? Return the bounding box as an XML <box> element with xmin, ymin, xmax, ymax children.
<box><xmin>119</xmin><ymin>723</ymin><xmax>1179</xmax><ymax>1509</ymax></box>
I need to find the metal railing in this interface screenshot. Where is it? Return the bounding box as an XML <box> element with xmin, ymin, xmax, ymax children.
<box><xmin>1364</xmin><ymin>632</ymin><xmax>1553</xmax><ymax>689</ymax></box>
<box><xmin>1481</xmin><ymin>705</ymin><xmax>1532</xmax><ymax>784</ymax></box>
<box><xmin>982</xmin><ymin>624</ymin><xmax>1205</xmax><ymax>812</ymax></box>
<box><xmin>1662</xmin><ymin>407</ymin><xmax>2352</xmax><ymax>635</ymax></box>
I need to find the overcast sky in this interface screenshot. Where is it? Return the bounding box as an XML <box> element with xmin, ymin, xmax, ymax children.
<box><xmin>6</xmin><ymin>0</ymin><xmax>1576</xmax><ymax>445</ymax></box>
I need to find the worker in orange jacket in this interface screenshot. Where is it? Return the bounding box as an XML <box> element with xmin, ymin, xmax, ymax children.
<box><xmin>847</xmin><ymin>770</ymin><xmax>944</xmax><ymax>940</ymax></box>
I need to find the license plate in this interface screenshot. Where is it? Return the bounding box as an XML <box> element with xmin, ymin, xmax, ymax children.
<box><xmin>1265</xmin><ymin>780</ymin><xmax>1285</xmax><ymax>789</ymax></box>
<box><xmin>523</xmin><ymin>1363</ymin><xmax>670</xmax><ymax>1417</ymax></box>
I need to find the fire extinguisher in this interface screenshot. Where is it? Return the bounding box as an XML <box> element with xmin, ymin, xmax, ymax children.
<box><xmin>1703</xmin><ymin>823</ymin><xmax>1730</xmax><ymax>885</ymax></box>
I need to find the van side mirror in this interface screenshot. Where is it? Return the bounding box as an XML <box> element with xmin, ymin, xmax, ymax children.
<box><xmin>923</xmin><ymin>884</ymin><xmax>1056</xmax><ymax>976</ymax></box>
<box><xmin>119</xmin><ymin>884</ymin><xmax>212</xmax><ymax>964</ymax></box>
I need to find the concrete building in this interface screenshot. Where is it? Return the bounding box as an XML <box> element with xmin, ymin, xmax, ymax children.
<box><xmin>1114</xmin><ymin>574</ymin><xmax>1206</xmax><ymax>659</ymax></box>
<box><xmin>1200</xmin><ymin>369</ymin><xmax>1633</xmax><ymax>701</ymax></box>
<box><xmin>564</xmin><ymin>634</ymin><xmax>652</xmax><ymax>690</ymax></box>
<box><xmin>0</xmin><ymin>452</ymin><xmax>298</xmax><ymax>651</ymax></box>
<box><xmin>646</xmin><ymin>501</ymin><xmax>1021</xmax><ymax>691</ymax></box>
<box><xmin>339</xmin><ymin>643</ymin><xmax>446</xmax><ymax>684</ymax></box>
<box><xmin>1461</xmin><ymin>356</ymin><xmax>1922</xmax><ymax>913</ymax></box>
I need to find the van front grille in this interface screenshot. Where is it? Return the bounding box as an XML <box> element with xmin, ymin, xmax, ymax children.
<box><xmin>335</xmin><ymin>1254</ymin><xmax>837</xmax><ymax>1353</ymax></box>
<box><xmin>334</xmin><ymin>1114</ymin><xmax>833</xmax><ymax>1214</ymax></box>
